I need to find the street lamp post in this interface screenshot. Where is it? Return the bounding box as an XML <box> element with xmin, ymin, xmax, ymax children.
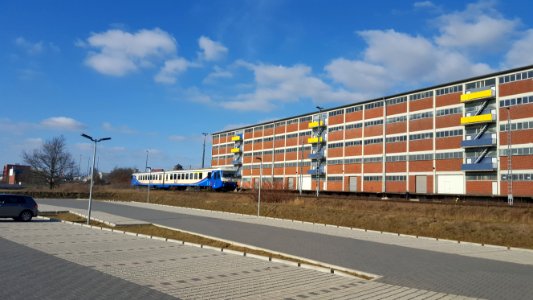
<box><xmin>256</xmin><ymin>157</ymin><xmax>263</xmax><ymax>217</ymax></box>
<box><xmin>81</xmin><ymin>133</ymin><xmax>111</xmax><ymax>225</ymax></box>
<box><xmin>315</xmin><ymin>106</ymin><xmax>324</xmax><ymax>198</ymax></box>
<box><xmin>146</xmin><ymin>167</ymin><xmax>152</xmax><ymax>203</ymax></box>
<box><xmin>202</xmin><ymin>133</ymin><xmax>208</xmax><ymax>168</ymax></box>
<box><xmin>506</xmin><ymin>107</ymin><xmax>513</xmax><ymax>206</ymax></box>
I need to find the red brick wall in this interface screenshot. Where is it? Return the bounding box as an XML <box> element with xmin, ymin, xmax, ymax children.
<box><xmin>345</xmin><ymin>145</ymin><xmax>362</xmax><ymax>156</ymax></box>
<box><xmin>285</xmin><ymin>152</ymin><xmax>297</xmax><ymax>161</ymax></box>
<box><xmin>436</xmin><ymin>93</ymin><xmax>460</xmax><ymax>107</ymax></box>
<box><xmin>328</xmin><ymin>165</ymin><xmax>344</xmax><ymax>173</ymax></box>
<box><xmin>275</xmin><ymin>125</ymin><xmax>286</xmax><ymax>135</ymax></box>
<box><xmin>410</xmin><ymin>98</ymin><xmax>433</xmax><ymax>111</ymax></box>
<box><xmin>500</xmin><ymin>181</ymin><xmax>533</xmax><ymax>197</ymax></box>
<box><xmin>329</xmin><ymin>115</ymin><xmax>344</xmax><ymax>125</ymax></box>
<box><xmin>254</xmin><ymin>142</ymin><xmax>263</xmax><ymax>150</ymax></box>
<box><xmin>328</xmin><ymin>131</ymin><xmax>344</xmax><ymax>141</ymax></box>
<box><xmin>286</xmin><ymin>138</ymin><xmax>297</xmax><ymax>147</ymax></box>
<box><xmin>264</xmin><ymin>128</ymin><xmax>273</xmax><ymax>136</ymax></box>
<box><xmin>409</xmin><ymin>140</ymin><xmax>433</xmax><ymax>152</ymax></box>
<box><xmin>436</xmin><ymin>114</ymin><xmax>461</xmax><ymax>129</ymax></box>
<box><xmin>364</xmin><ymin>125</ymin><xmax>383</xmax><ymax>137</ymax></box>
<box><xmin>364</xmin><ymin>162</ymin><xmax>382</xmax><ymax>173</ymax></box>
<box><xmin>344</xmin><ymin>163</ymin><xmax>361</xmax><ymax>173</ymax></box>
<box><xmin>435</xmin><ymin>136</ymin><xmax>462</xmax><ymax>150</ymax></box>
<box><xmin>385</xmin><ymin>162</ymin><xmax>406</xmax><ymax>173</ymax></box>
<box><xmin>499</xmin><ymin>79</ymin><xmax>533</xmax><ymax>97</ymax></box>
<box><xmin>365</xmin><ymin>108</ymin><xmax>383</xmax><ymax>119</ymax></box>
<box><xmin>298</xmin><ymin>121</ymin><xmax>308</xmax><ymax>131</ymax></box>
<box><xmin>363</xmin><ymin>181</ymin><xmax>381</xmax><ymax>192</ymax></box>
<box><xmin>500</xmin><ymin>130</ymin><xmax>533</xmax><ymax>145</ymax></box>
<box><xmin>410</xmin><ymin>160</ymin><xmax>433</xmax><ymax>172</ymax></box>
<box><xmin>466</xmin><ymin>181</ymin><xmax>493</xmax><ymax>195</ymax></box>
<box><xmin>410</xmin><ymin>118</ymin><xmax>433</xmax><ymax>132</ymax></box>
<box><xmin>435</xmin><ymin>159</ymin><xmax>462</xmax><ymax>171</ymax></box>
<box><xmin>286</xmin><ymin>123</ymin><xmax>298</xmax><ymax>132</ymax></box>
<box><xmin>274</xmin><ymin>153</ymin><xmax>284</xmax><ymax>161</ymax></box>
<box><xmin>285</xmin><ymin>166</ymin><xmax>297</xmax><ymax>175</ymax></box>
<box><xmin>328</xmin><ymin>148</ymin><xmax>343</xmax><ymax>157</ymax></box>
<box><xmin>244</xmin><ymin>132</ymin><xmax>253</xmax><ymax>139</ymax></box>
<box><xmin>498</xmin><ymin>103</ymin><xmax>533</xmax><ymax>121</ymax></box>
<box><xmin>386</xmin><ymin>103</ymin><xmax>407</xmax><ymax>116</ymax></box>
<box><xmin>386</xmin><ymin>181</ymin><xmax>406</xmax><ymax>193</ymax></box>
<box><xmin>364</xmin><ymin>144</ymin><xmax>383</xmax><ymax>155</ymax></box>
<box><xmin>386</xmin><ymin>142</ymin><xmax>407</xmax><ymax>153</ymax></box>
<box><xmin>254</xmin><ymin>130</ymin><xmax>263</xmax><ymax>138</ymax></box>
<box><xmin>274</xmin><ymin>140</ymin><xmax>284</xmax><ymax>148</ymax></box>
<box><xmin>345</xmin><ymin>128</ymin><xmax>362</xmax><ymax>139</ymax></box>
<box><xmin>327</xmin><ymin>181</ymin><xmax>343</xmax><ymax>191</ymax></box>
<box><xmin>386</xmin><ymin>122</ymin><xmax>407</xmax><ymax>135</ymax></box>
<box><xmin>346</xmin><ymin>111</ymin><xmax>363</xmax><ymax>122</ymax></box>
<box><xmin>500</xmin><ymin>155</ymin><xmax>533</xmax><ymax>170</ymax></box>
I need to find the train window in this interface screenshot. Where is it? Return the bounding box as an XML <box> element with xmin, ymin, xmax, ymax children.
<box><xmin>207</xmin><ymin>172</ymin><xmax>211</xmax><ymax>178</ymax></box>
<box><xmin>199</xmin><ymin>173</ymin><xmax>203</xmax><ymax>179</ymax></box>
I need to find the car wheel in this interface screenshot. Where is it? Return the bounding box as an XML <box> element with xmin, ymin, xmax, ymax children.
<box><xmin>19</xmin><ymin>210</ymin><xmax>33</xmax><ymax>222</ymax></box>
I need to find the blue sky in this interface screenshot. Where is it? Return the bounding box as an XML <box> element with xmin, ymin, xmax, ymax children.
<box><xmin>1</xmin><ymin>0</ymin><xmax>532</xmax><ymax>173</ymax></box>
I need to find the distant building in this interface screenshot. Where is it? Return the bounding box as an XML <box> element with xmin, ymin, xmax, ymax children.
<box><xmin>211</xmin><ymin>65</ymin><xmax>533</xmax><ymax>197</ymax></box>
<box><xmin>2</xmin><ymin>164</ymin><xmax>31</xmax><ymax>185</ymax></box>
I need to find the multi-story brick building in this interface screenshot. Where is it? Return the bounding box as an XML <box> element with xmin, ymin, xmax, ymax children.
<box><xmin>211</xmin><ymin>65</ymin><xmax>533</xmax><ymax>197</ymax></box>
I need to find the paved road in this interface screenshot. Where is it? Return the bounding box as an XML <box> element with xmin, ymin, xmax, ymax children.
<box><xmin>39</xmin><ymin>198</ymin><xmax>533</xmax><ymax>300</ymax></box>
<box><xmin>0</xmin><ymin>220</ymin><xmax>468</xmax><ymax>299</ymax></box>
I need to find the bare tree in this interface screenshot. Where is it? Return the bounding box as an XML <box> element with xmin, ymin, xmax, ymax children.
<box><xmin>106</xmin><ymin>167</ymin><xmax>136</xmax><ymax>187</ymax></box>
<box><xmin>23</xmin><ymin>135</ymin><xmax>76</xmax><ymax>189</ymax></box>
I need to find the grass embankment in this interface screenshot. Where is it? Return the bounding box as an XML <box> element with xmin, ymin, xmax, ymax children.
<box><xmin>10</xmin><ymin>184</ymin><xmax>533</xmax><ymax>249</ymax></box>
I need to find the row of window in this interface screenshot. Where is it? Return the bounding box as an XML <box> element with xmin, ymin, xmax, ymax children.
<box><xmin>386</xmin><ymin>96</ymin><xmax>407</xmax><ymax>106</ymax></box>
<box><xmin>386</xmin><ymin>115</ymin><xmax>407</xmax><ymax>124</ymax></box>
<box><xmin>501</xmin><ymin>173</ymin><xmax>533</xmax><ymax>181</ymax></box>
<box><xmin>500</xmin><ymin>120</ymin><xmax>533</xmax><ymax>132</ymax></box>
<box><xmin>499</xmin><ymin>70</ymin><xmax>533</xmax><ymax>84</ymax></box>
<box><xmin>467</xmin><ymin>174</ymin><xmax>497</xmax><ymax>181</ymax></box>
<box><xmin>436</xmin><ymin>107</ymin><xmax>462</xmax><ymax>117</ymax></box>
<box><xmin>435</xmin><ymin>129</ymin><xmax>463</xmax><ymax>138</ymax></box>
<box><xmin>410</xmin><ymin>91</ymin><xmax>433</xmax><ymax>101</ymax></box>
<box><xmin>364</xmin><ymin>119</ymin><xmax>383</xmax><ymax>127</ymax></box>
<box><xmin>436</xmin><ymin>84</ymin><xmax>462</xmax><ymax>96</ymax></box>
<box><xmin>500</xmin><ymin>147</ymin><xmax>533</xmax><ymax>156</ymax></box>
<box><xmin>410</xmin><ymin>111</ymin><xmax>433</xmax><ymax>121</ymax></box>
<box><xmin>138</xmin><ymin>172</ymin><xmax>204</xmax><ymax>181</ymax></box>
<box><xmin>365</xmin><ymin>101</ymin><xmax>384</xmax><ymax>110</ymax></box>
<box><xmin>499</xmin><ymin>95</ymin><xmax>533</xmax><ymax>108</ymax></box>
<box><xmin>409</xmin><ymin>132</ymin><xmax>433</xmax><ymax>141</ymax></box>
<box><xmin>465</xmin><ymin>78</ymin><xmax>495</xmax><ymax>91</ymax></box>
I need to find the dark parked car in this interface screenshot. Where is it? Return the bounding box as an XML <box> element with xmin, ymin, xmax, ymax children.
<box><xmin>0</xmin><ymin>194</ymin><xmax>39</xmax><ymax>221</ymax></box>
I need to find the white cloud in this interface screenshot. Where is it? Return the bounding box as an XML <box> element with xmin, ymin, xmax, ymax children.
<box><xmin>203</xmin><ymin>66</ymin><xmax>233</xmax><ymax>84</ymax></box>
<box><xmin>15</xmin><ymin>37</ymin><xmax>44</xmax><ymax>55</ymax></box>
<box><xmin>83</xmin><ymin>28</ymin><xmax>177</xmax><ymax>76</ymax></box>
<box><xmin>154</xmin><ymin>58</ymin><xmax>190</xmax><ymax>84</ymax></box>
<box><xmin>220</xmin><ymin>62</ymin><xmax>358</xmax><ymax>112</ymax></box>
<box><xmin>41</xmin><ymin>117</ymin><xmax>84</xmax><ymax>131</ymax></box>
<box><xmin>435</xmin><ymin>1</ymin><xmax>518</xmax><ymax>50</ymax></box>
<box><xmin>504</xmin><ymin>29</ymin><xmax>533</xmax><ymax>68</ymax></box>
<box><xmin>101</xmin><ymin>122</ymin><xmax>136</xmax><ymax>134</ymax></box>
<box><xmin>414</xmin><ymin>1</ymin><xmax>436</xmax><ymax>9</ymax></box>
<box><xmin>168</xmin><ymin>135</ymin><xmax>186</xmax><ymax>142</ymax></box>
<box><xmin>198</xmin><ymin>36</ymin><xmax>228</xmax><ymax>61</ymax></box>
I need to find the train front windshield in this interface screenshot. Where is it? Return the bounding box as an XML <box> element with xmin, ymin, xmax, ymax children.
<box><xmin>221</xmin><ymin>171</ymin><xmax>237</xmax><ymax>181</ymax></box>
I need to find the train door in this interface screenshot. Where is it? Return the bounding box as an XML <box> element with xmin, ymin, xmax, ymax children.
<box><xmin>211</xmin><ymin>171</ymin><xmax>221</xmax><ymax>189</ymax></box>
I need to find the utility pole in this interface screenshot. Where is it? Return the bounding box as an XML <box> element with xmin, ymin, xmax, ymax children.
<box><xmin>202</xmin><ymin>133</ymin><xmax>208</xmax><ymax>168</ymax></box>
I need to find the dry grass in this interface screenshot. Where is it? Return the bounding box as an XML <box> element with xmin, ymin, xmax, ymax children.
<box><xmin>12</xmin><ymin>185</ymin><xmax>533</xmax><ymax>249</ymax></box>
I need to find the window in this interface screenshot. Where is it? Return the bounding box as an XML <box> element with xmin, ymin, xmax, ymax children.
<box><xmin>245</xmin><ymin>128</ymin><xmax>253</xmax><ymax>133</ymax></box>
<box><xmin>500</xmin><ymin>120</ymin><xmax>533</xmax><ymax>132</ymax></box>
<box><xmin>386</xmin><ymin>175</ymin><xmax>406</xmax><ymax>181</ymax></box>
<box><xmin>327</xmin><ymin>159</ymin><xmax>343</xmax><ymax>165</ymax></box>
<box><xmin>275</xmin><ymin>135</ymin><xmax>285</xmax><ymax>140</ymax></box>
<box><xmin>345</xmin><ymin>140</ymin><xmax>362</xmax><ymax>147</ymax></box>
<box><xmin>275</xmin><ymin>121</ymin><xmax>285</xmax><ymax>127</ymax></box>
<box><xmin>287</xmin><ymin>118</ymin><xmax>299</xmax><ymax>124</ymax></box>
<box><xmin>435</xmin><ymin>152</ymin><xmax>463</xmax><ymax>160</ymax></box>
<box><xmin>436</xmin><ymin>129</ymin><xmax>463</xmax><ymax>138</ymax></box>
<box><xmin>364</xmin><ymin>119</ymin><xmax>383</xmax><ymax>127</ymax></box>
<box><xmin>346</xmin><ymin>105</ymin><xmax>362</xmax><ymax>113</ymax></box>
<box><xmin>467</xmin><ymin>173</ymin><xmax>497</xmax><ymax>181</ymax></box>
<box><xmin>363</xmin><ymin>156</ymin><xmax>382</xmax><ymax>163</ymax></box>
<box><xmin>465</xmin><ymin>78</ymin><xmax>495</xmax><ymax>90</ymax></box>
<box><xmin>364</xmin><ymin>138</ymin><xmax>383</xmax><ymax>145</ymax></box>
<box><xmin>409</xmin><ymin>153</ymin><xmax>433</xmax><ymax>161</ymax></box>
<box><xmin>345</xmin><ymin>123</ymin><xmax>362</xmax><ymax>130</ymax></box>
<box><xmin>500</xmin><ymin>70</ymin><xmax>533</xmax><ymax>84</ymax></box>
<box><xmin>299</xmin><ymin>116</ymin><xmax>312</xmax><ymax>123</ymax></box>
<box><xmin>327</xmin><ymin>176</ymin><xmax>343</xmax><ymax>181</ymax></box>
<box><xmin>365</xmin><ymin>101</ymin><xmax>384</xmax><ymax>110</ymax></box>
<box><xmin>500</xmin><ymin>95</ymin><xmax>533</xmax><ymax>108</ymax></box>
<box><xmin>264</xmin><ymin>124</ymin><xmax>274</xmax><ymax>129</ymax></box>
<box><xmin>286</xmin><ymin>133</ymin><xmax>298</xmax><ymax>139</ymax></box>
<box><xmin>501</xmin><ymin>173</ymin><xmax>533</xmax><ymax>181</ymax></box>
<box><xmin>386</xmin><ymin>96</ymin><xmax>407</xmax><ymax>106</ymax></box>
<box><xmin>364</xmin><ymin>176</ymin><xmax>381</xmax><ymax>181</ymax></box>
<box><xmin>410</xmin><ymin>91</ymin><xmax>433</xmax><ymax>101</ymax></box>
<box><xmin>436</xmin><ymin>85</ymin><xmax>462</xmax><ymax>96</ymax></box>
<box><xmin>386</xmin><ymin>115</ymin><xmax>407</xmax><ymax>124</ymax></box>
<box><xmin>385</xmin><ymin>135</ymin><xmax>407</xmax><ymax>143</ymax></box>
<box><xmin>436</xmin><ymin>107</ymin><xmax>462</xmax><ymax>117</ymax></box>
<box><xmin>328</xmin><ymin>142</ymin><xmax>343</xmax><ymax>149</ymax></box>
<box><xmin>328</xmin><ymin>109</ymin><xmax>344</xmax><ymax>117</ymax></box>
<box><xmin>500</xmin><ymin>147</ymin><xmax>533</xmax><ymax>156</ymax></box>
<box><xmin>409</xmin><ymin>132</ymin><xmax>433</xmax><ymax>141</ymax></box>
<box><xmin>386</xmin><ymin>155</ymin><xmax>406</xmax><ymax>162</ymax></box>
<box><xmin>410</xmin><ymin>111</ymin><xmax>433</xmax><ymax>121</ymax></box>
<box><xmin>344</xmin><ymin>158</ymin><xmax>362</xmax><ymax>164</ymax></box>
<box><xmin>328</xmin><ymin>125</ymin><xmax>344</xmax><ymax>133</ymax></box>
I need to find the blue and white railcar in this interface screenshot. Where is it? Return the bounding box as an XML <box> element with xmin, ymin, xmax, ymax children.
<box><xmin>131</xmin><ymin>168</ymin><xmax>238</xmax><ymax>191</ymax></box>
